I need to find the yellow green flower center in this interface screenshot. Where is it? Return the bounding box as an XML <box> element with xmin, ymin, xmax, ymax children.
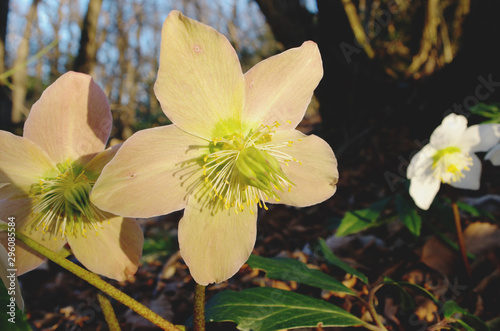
<box><xmin>431</xmin><ymin>146</ymin><xmax>473</xmax><ymax>184</ymax></box>
<box><xmin>201</xmin><ymin>121</ymin><xmax>299</xmax><ymax>214</ymax></box>
<box><xmin>29</xmin><ymin>160</ymin><xmax>105</xmax><ymax>239</ymax></box>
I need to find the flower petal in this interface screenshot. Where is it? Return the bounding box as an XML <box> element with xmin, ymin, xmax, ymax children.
<box><xmin>179</xmin><ymin>197</ymin><xmax>257</xmax><ymax>285</ymax></box>
<box><xmin>407</xmin><ymin>145</ymin><xmax>435</xmax><ymax>179</ymax></box>
<box><xmin>0</xmin><ymin>243</ymin><xmax>25</xmax><ymax>310</ymax></box>
<box><xmin>266</xmin><ymin>130</ymin><xmax>338</xmax><ymax>207</ymax></box>
<box><xmin>66</xmin><ymin>216</ymin><xmax>143</xmax><ymax>281</ymax></box>
<box><xmin>84</xmin><ymin>144</ymin><xmax>121</xmax><ymax>174</ymax></box>
<box><xmin>243</xmin><ymin>41</ymin><xmax>323</xmax><ymax>131</ymax></box>
<box><xmin>24</xmin><ymin>71</ymin><xmax>112</xmax><ymax>165</ymax></box>
<box><xmin>485</xmin><ymin>144</ymin><xmax>500</xmax><ymax>165</ymax></box>
<box><xmin>459</xmin><ymin>123</ymin><xmax>500</xmax><ymax>153</ymax></box>
<box><xmin>430</xmin><ymin>114</ymin><xmax>468</xmax><ymax>149</ymax></box>
<box><xmin>154</xmin><ymin>10</ymin><xmax>245</xmax><ymax>140</ymax></box>
<box><xmin>0</xmin><ymin>199</ymin><xmax>66</xmax><ymax>275</ymax></box>
<box><xmin>409</xmin><ymin>174</ymin><xmax>441</xmax><ymax>210</ymax></box>
<box><xmin>450</xmin><ymin>154</ymin><xmax>481</xmax><ymax>190</ymax></box>
<box><xmin>91</xmin><ymin>125</ymin><xmax>208</xmax><ymax>218</ymax></box>
<box><xmin>0</xmin><ymin>132</ymin><xmax>56</xmax><ymax>200</ymax></box>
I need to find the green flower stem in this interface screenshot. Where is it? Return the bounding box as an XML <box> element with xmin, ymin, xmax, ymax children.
<box><xmin>194</xmin><ymin>283</ymin><xmax>206</xmax><ymax>331</ymax></box>
<box><xmin>367</xmin><ymin>284</ymin><xmax>388</xmax><ymax>331</ymax></box>
<box><xmin>14</xmin><ymin>231</ymin><xmax>181</xmax><ymax>331</ymax></box>
<box><xmin>97</xmin><ymin>292</ymin><xmax>121</xmax><ymax>330</ymax></box>
<box><xmin>451</xmin><ymin>201</ymin><xmax>471</xmax><ymax>277</ymax></box>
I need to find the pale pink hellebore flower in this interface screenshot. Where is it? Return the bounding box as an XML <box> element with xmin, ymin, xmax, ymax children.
<box><xmin>0</xmin><ymin>72</ymin><xmax>143</xmax><ymax>281</ymax></box>
<box><xmin>91</xmin><ymin>11</ymin><xmax>338</xmax><ymax>285</ymax></box>
<box><xmin>407</xmin><ymin>113</ymin><xmax>500</xmax><ymax>210</ymax></box>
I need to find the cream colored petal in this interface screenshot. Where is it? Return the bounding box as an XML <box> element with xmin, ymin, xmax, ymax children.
<box><xmin>450</xmin><ymin>154</ymin><xmax>481</xmax><ymax>190</ymax></box>
<box><xmin>91</xmin><ymin>125</ymin><xmax>208</xmax><ymax>218</ymax></box>
<box><xmin>24</xmin><ymin>71</ymin><xmax>112</xmax><ymax>165</ymax></box>
<box><xmin>459</xmin><ymin>123</ymin><xmax>500</xmax><ymax>153</ymax></box>
<box><xmin>243</xmin><ymin>41</ymin><xmax>323</xmax><ymax>131</ymax></box>
<box><xmin>0</xmin><ymin>243</ymin><xmax>24</xmax><ymax>310</ymax></box>
<box><xmin>154</xmin><ymin>10</ymin><xmax>245</xmax><ymax>140</ymax></box>
<box><xmin>66</xmin><ymin>216</ymin><xmax>143</xmax><ymax>281</ymax></box>
<box><xmin>430</xmin><ymin>114</ymin><xmax>468</xmax><ymax>149</ymax></box>
<box><xmin>485</xmin><ymin>144</ymin><xmax>500</xmax><ymax>165</ymax></box>
<box><xmin>0</xmin><ymin>131</ymin><xmax>56</xmax><ymax>200</ymax></box>
<box><xmin>264</xmin><ymin>130</ymin><xmax>337</xmax><ymax>207</ymax></box>
<box><xmin>0</xmin><ymin>199</ymin><xmax>66</xmax><ymax>275</ymax></box>
<box><xmin>179</xmin><ymin>197</ymin><xmax>257</xmax><ymax>285</ymax></box>
<box><xmin>84</xmin><ymin>144</ymin><xmax>121</xmax><ymax>175</ymax></box>
<box><xmin>409</xmin><ymin>174</ymin><xmax>441</xmax><ymax>210</ymax></box>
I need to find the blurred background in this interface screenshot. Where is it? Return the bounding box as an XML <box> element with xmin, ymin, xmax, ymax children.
<box><xmin>2</xmin><ymin>0</ymin><xmax>500</xmax><ymax>151</ymax></box>
<box><xmin>2</xmin><ymin>0</ymin><xmax>500</xmax><ymax>329</ymax></box>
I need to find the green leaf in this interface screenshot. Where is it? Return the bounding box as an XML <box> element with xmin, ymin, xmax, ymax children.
<box><xmin>456</xmin><ymin>201</ymin><xmax>495</xmax><ymax>220</ymax></box>
<box><xmin>247</xmin><ymin>255</ymin><xmax>355</xmax><ymax>295</ymax></box>
<box><xmin>444</xmin><ymin>301</ymin><xmax>490</xmax><ymax>331</ymax></box>
<box><xmin>205</xmin><ymin>287</ymin><xmax>365</xmax><ymax>331</ymax></box>
<box><xmin>0</xmin><ymin>282</ymin><xmax>31</xmax><ymax>331</ymax></box>
<box><xmin>336</xmin><ymin>197</ymin><xmax>392</xmax><ymax>236</ymax></box>
<box><xmin>395</xmin><ymin>194</ymin><xmax>422</xmax><ymax>237</ymax></box>
<box><xmin>318</xmin><ymin>238</ymin><xmax>369</xmax><ymax>284</ymax></box>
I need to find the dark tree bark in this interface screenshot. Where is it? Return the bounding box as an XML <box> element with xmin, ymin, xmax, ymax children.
<box><xmin>73</xmin><ymin>0</ymin><xmax>103</xmax><ymax>75</ymax></box>
<box><xmin>254</xmin><ymin>0</ymin><xmax>315</xmax><ymax>49</ymax></box>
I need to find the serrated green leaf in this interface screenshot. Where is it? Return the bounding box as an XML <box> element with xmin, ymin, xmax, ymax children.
<box><xmin>247</xmin><ymin>255</ymin><xmax>355</xmax><ymax>295</ymax></box>
<box><xmin>395</xmin><ymin>194</ymin><xmax>422</xmax><ymax>237</ymax></box>
<box><xmin>336</xmin><ymin>197</ymin><xmax>392</xmax><ymax>236</ymax></box>
<box><xmin>318</xmin><ymin>239</ymin><xmax>368</xmax><ymax>284</ymax></box>
<box><xmin>205</xmin><ymin>287</ymin><xmax>365</xmax><ymax>331</ymax></box>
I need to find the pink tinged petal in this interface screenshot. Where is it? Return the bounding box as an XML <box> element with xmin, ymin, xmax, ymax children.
<box><xmin>154</xmin><ymin>10</ymin><xmax>245</xmax><ymax>140</ymax></box>
<box><xmin>0</xmin><ymin>199</ymin><xmax>66</xmax><ymax>275</ymax></box>
<box><xmin>459</xmin><ymin>123</ymin><xmax>500</xmax><ymax>153</ymax></box>
<box><xmin>485</xmin><ymin>144</ymin><xmax>500</xmax><ymax>165</ymax></box>
<box><xmin>0</xmin><ymin>244</ymin><xmax>24</xmax><ymax>310</ymax></box>
<box><xmin>450</xmin><ymin>154</ymin><xmax>481</xmax><ymax>190</ymax></box>
<box><xmin>24</xmin><ymin>71</ymin><xmax>112</xmax><ymax>165</ymax></box>
<box><xmin>91</xmin><ymin>125</ymin><xmax>208</xmax><ymax>218</ymax></box>
<box><xmin>0</xmin><ymin>132</ymin><xmax>56</xmax><ymax>200</ymax></box>
<box><xmin>243</xmin><ymin>41</ymin><xmax>323</xmax><ymax>131</ymax></box>
<box><xmin>430</xmin><ymin>114</ymin><xmax>468</xmax><ymax>149</ymax></box>
<box><xmin>179</xmin><ymin>197</ymin><xmax>257</xmax><ymax>285</ymax></box>
<box><xmin>84</xmin><ymin>144</ymin><xmax>121</xmax><ymax>174</ymax></box>
<box><xmin>66</xmin><ymin>216</ymin><xmax>143</xmax><ymax>281</ymax></box>
<box><xmin>409</xmin><ymin>174</ymin><xmax>441</xmax><ymax>210</ymax></box>
<box><xmin>268</xmin><ymin>130</ymin><xmax>338</xmax><ymax>207</ymax></box>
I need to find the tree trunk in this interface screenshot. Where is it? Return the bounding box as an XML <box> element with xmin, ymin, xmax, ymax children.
<box><xmin>72</xmin><ymin>0</ymin><xmax>103</xmax><ymax>75</ymax></box>
<box><xmin>11</xmin><ymin>0</ymin><xmax>39</xmax><ymax>124</ymax></box>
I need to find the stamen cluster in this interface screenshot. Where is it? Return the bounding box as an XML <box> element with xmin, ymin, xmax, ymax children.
<box><xmin>29</xmin><ymin>161</ymin><xmax>105</xmax><ymax>239</ymax></box>
<box><xmin>432</xmin><ymin>147</ymin><xmax>473</xmax><ymax>184</ymax></box>
<box><xmin>201</xmin><ymin>121</ymin><xmax>301</xmax><ymax>213</ymax></box>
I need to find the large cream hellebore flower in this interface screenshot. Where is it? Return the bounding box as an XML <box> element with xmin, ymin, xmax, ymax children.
<box><xmin>0</xmin><ymin>72</ymin><xmax>143</xmax><ymax>281</ymax></box>
<box><xmin>91</xmin><ymin>11</ymin><xmax>338</xmax><ymax>285</ymax></box>
<box><xmin>407</xmin><ymin>113</ymin><xmax>500</xmax><ymax>210</ymax></box>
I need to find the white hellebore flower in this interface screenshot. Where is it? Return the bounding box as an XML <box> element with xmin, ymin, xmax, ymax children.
<box><xmin>407</xmin><ymin>113</ymin><xmax>500</xmax><ymax>210</ymax></box>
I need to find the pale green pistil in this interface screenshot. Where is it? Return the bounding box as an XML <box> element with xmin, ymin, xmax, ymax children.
<box><xmin>29</xmin><ymin>161</ymin><xmax>105</xmax><ymax>239</ymax></box>
<box><xmin>201</xmin><ymin>121</ymin><xmax>298</xmax><ymax>213</ymax></box>
<box><xmin>431</xmin><ymin>146</ymin><xmax>473</xmax><ymax>184</ymax></box>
